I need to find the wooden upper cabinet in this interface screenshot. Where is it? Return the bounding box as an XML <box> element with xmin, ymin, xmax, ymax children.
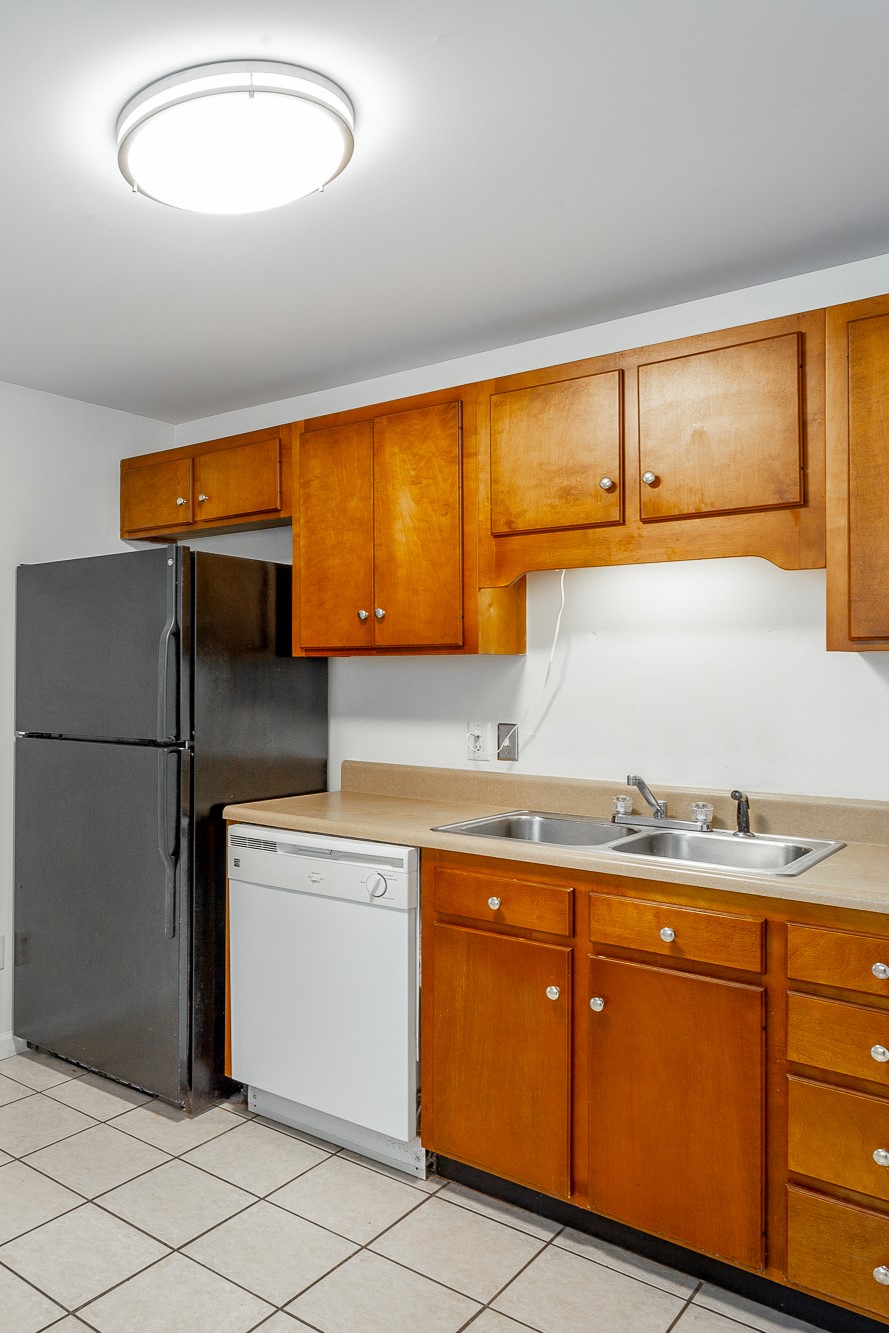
<box><xmin>587</xmin><ymin>954</ymin><xmax>765</xmax><ymax>1269</ymax></box>
<box><xmin>194</xmin><ymin>437</ymin><xmax>282</xmax><ymax>523</ymax></box>
<box><xmin>826</xmin><ymin>296</ymin><xmax>889</xmax><ymax>649</ymax></box>
<box><xmin>489</xmin><ymin>371</ymin><xmax>623</xmax><ymax>535</ymax></box>
<box><xmin>298</xmin><ymin>423</ymin><xmax>374</xmax><ymax>651</ymax></box>
<box><xmin>121</xmin><ymin>457</ymin><xmax>192</xmax><ymax>533</ymax></box>
<box><xmin>637</xmin><ymin>333</ymin><xmax>804</xmax><ymax>521</ymax></box>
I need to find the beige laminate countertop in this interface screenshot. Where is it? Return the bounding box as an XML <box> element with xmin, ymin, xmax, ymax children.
<box><xmin>224</xmin><ymin>763</ymin><xmax>889</xmax><ymax>918</ymax></box>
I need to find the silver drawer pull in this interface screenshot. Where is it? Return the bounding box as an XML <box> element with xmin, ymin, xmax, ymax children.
<box><xmin>873</xmin><ymin>963</ymin><xmax>889</xmax><ymax>980</ymax></box>
<box><xmin>589</xmin><ymin>996</ymin><xmax>605</xmax><ymax>1012</ymax></box>
<box><xmin>175</xmin><ymin>496</ymin><xmax>187</xmax><ymax>506</ymax></box>
<box><xmin>546</xmin><ymin>986</ymin><xmax>560</xmax><ymax>1001</ymax></box>
<box><xmin>871</xmin><ymin>1045</ymin><xmax>889</xmax><ymax>1064</ymax></box>
<box><xmin>874</xmin><ymin>1149</ymin><xmax>889</xmax><ymax>1168</ymax></box>
<box><xmin>357</xmin><ymin>609</ymin><xmax>369</xmax><ymax>621</ymax></box>
<box><xmin>598</xmin><ymin>476</ymin><xmax>615</xmax><ymax>491</ymax></box>
<box><xmin>659</xmin><ymin>927</ymin><xmax>676</xmax><ymax>943</ymax></box>
<box><xmin>874</xmin><ymin>1266</ymin><xmax>889</xmax><ymax>1286</ymax></box>
<box><xmin>642</xmin><ymin>471</ymin><xmax>658</xmax><ymax>486</ymax></box>
<box><xmin>487</xmin><ymin>896</ymin><xmax>501</xmax><ymax>911</ymax></box>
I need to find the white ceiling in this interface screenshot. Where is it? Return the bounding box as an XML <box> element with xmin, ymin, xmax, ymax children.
<box><xmin>3</xmin><ymin>0</ymin><xmax>889</xmax><ymax>423</ymax></box>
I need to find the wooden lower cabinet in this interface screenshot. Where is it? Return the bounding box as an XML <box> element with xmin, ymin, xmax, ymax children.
<box><xmin>587</xmin><ymin>955</ymin><xmax>765</xmax><ymax>1268</ymax></box>
<box><xmin>426</xmin><ymin>923</ymin><xmax>571</xmax><ymax>1197</ymax></box>
<box><xmin>787</xmin><ymin>1187</ymin><xmax>889</xmax><ymax>1321</ymax></box>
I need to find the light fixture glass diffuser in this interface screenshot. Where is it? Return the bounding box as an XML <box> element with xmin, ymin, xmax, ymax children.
<box><xmin>117</xmin><ymin>61</ymin><xmax>354</xmax><ymax>215</ymax></box>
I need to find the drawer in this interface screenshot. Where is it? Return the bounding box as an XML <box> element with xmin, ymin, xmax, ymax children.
<box><xmin>787</xmin><ymin>992</ymin><xmax>889</xmax><ymax>1086</ymax></box>
<box><xmin>589</xmin><ymin>893</ymin><xmax>764</xmax><ymax>972</ymax></box>
<box><xmin>432</xmin><ymin>868</ymin><xmax>573</xmax><ymax>936</ymax></box>
<box><xmin>788</xmin><ymin>1076</ymin><xmax>889</xmax><ymax>1203</ymax></box>
<box><xmin>787</xmin><ymin>1186</ymin><xmax>889</xmax><ymax>1320</ymax></box>
<box><xmin>788</xmin><ymin>923</ymin><xmax>889</xmax><ymax>997</ymax></box>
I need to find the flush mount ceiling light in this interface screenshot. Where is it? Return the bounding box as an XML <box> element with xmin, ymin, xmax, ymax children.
<box><xmin>117</xmin><ymin>60</ymin><xmax>354</xmax><ymax>215</ymax></box>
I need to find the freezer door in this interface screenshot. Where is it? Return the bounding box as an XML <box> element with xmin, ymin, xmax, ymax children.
<box><xmin>15</xmin><ymin>547</ymin><xmax>186</xmax><ymax>742</ymax></box>
<box><xmin>14</xmin><ymin>738</ymin><xmax>187</xmax><ymax>1102</ymax></box>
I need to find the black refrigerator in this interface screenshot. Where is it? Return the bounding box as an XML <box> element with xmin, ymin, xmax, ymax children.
<box><xmin>14</xmin><ymin>546</ymin><xmax>327</xmax><ymax>1112</ymax></box>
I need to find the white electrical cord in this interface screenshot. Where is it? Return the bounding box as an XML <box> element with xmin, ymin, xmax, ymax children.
<box><xmin>470</xmin><ymin>569</ymin><xmax>567</xmax><ymax>760</ymax></box>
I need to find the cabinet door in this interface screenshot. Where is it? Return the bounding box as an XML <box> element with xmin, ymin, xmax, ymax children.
<box><xmin>121</xmin><ymin>457</ymin><xmax>192</xmax><ymax>533</ymax></box>
<box><xmin>587</xmin><ymin>955</ymin><xmax>765</xmax><ymax>1268</ymax></box>
<box><xmin>195</xmin><ymin>438</ymin><xmax>282</xmax><ymax>522</ymax></box>
<box><xmin>428</xmin><ymin>922</ymin><xmax>571</xmax><ymax>1197</ymax></box>
<box><xmin>637</xmin><ymin>333</ymin><xmax>803</xmax><ymax>520</ymax></box>
<box><xmin>373</xmin><ymin>402</ymin><xmax>463</xmax><ymax>648</ymax></box>
<box><xmin>298</xmin><ymin>422</ymin><xmax>374</xmax><ymax>650</ymax></box>
<box><xmin>489</xmin><ymin>372</ymin><xmax>623</xmax><ymax>534</ymax></box>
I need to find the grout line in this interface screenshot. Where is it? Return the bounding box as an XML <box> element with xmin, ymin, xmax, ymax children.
<box><xmin>664</xmin><ymin>1277</ymin><xmax>703</xmax><ymax>1331</ymax></box>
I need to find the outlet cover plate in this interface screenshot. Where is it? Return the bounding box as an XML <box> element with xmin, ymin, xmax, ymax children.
<box><xmin>497</xmin><ymin>722</ymin><xmax>519</xmax><ymax>762</ymax></box>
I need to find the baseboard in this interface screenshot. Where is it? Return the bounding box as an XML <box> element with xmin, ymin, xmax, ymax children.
<box><xmin>0</xmin><ymin>1032</ymin><xmax>26</xmax><ymax>1059</ymax></box>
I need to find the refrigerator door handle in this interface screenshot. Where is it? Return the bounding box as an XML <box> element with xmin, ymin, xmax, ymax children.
<box><xmin>156</xmin><ymin>553</ymin><xmax>179</xmax><ymax>742</ymax></box>
<box><xmin>157</xmin><ymin>750</ymin><xmax>180</xmax><ymax>939</ymax></box>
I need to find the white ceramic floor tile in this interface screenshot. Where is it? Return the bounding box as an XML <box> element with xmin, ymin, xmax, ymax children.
<box><xmin>371</xmin><ymin>1195</ymin><xmax>544</xmax><ymax>1303</ymax></box>
<box><xmin>694</xmin><ymin>1284</ymin><xmax>822</xmax><ymax>1332</ymax></box>
<box><xmin>183</xmin><ymin>1199</ymin><xmax>356</xmax><ymax>1305</ymax></box>
<box><xmin>0</xmin><ymin>1161</ymin><xmax>83</xmax><ymax>1243</ymax></box>
<box><xmin>46</xmin><ymin>1321</ymin><xmax>93</xmax><ymax>1330</ymax></box>
<box><xmin>80</xmin><ymin>1253</ymin><xmax>274</xmax><ymax>1333</ymax></box>
<box><xmin>0</xmin><ymin>1202</ymin><xmax>168</xmax><ymax>1307</ymax></box>
<box><xmin>0</xmin><ymin>1095</ymin><xmax>96</xmax><ymax>1156</ymax></box>
<box><xmin>468</xmin><ymin>1312</ymin><xmax>542</xmax><ymax>1333</ymax></box>
<box><xmin>269</xmin><ymin>1154</ymin><xmax>424</xmax><ymax>1243</ymax></box>
<box><xmin>24</xmin><ymin>1122</ymin><xmax>169</xmax><ymax>1197</ymax></box>
<box><xmin>0</xmin><ymin>1262</ymin><xmax>66</xmax><ymax>1333</ymax></box>
<box><xmin>339</xmin><ymin>1147</ymin><xmax>444</xmax><ymax>1192</ymax></box>
<box><xmin>493</xmin><ymin>1244</ymin><xmax>685</xmax><ymax>1333</ymax></box>
<box><xmin>674</xmin><ymin>1307</ymin><xmax>762</xmax><ymax>1333</ymax></box>
<box><xmin>555</xmin><ymin>1228</ymin><xmax>698</xmax><ymax>1297</ymax></box>
<box><xmin>0</xmin><ymin>1052</ymin><xmax>82</xmax><ymax>1091</ymax></box>
<box><xmin>0</xmin><ymin>1072</ymin><xmax>34</xmax><ymax>1107</ymax></box>
<box><xmin>287</xmin><ymin>1249</ymin><xmax>481</xmax><ymax>1333</ymax></box>
<box><xmin>110</xmin><ymin>1100</ymin><xmax>236</xmax><ymax>1154</ymax></box>
<box><xmin>183</xmin><ymin>1119</ymin><xmax>330</xmax><ymax>1195</ymax></box>
<box><xmin>0</xmin><ymin>1148</ymin><xmax>11</xmax><ymax>1165</ymax></box>
<box><xmin>45</xmin><ymin>1071</ymin><xmax>153</xmax><ymax>1121</ymax></box>
<box><xmin>255</xmin><ymin>1317</ymin><xmax>313</xmax><ymax>1331</ymax></box>
<box><xmin>97</xmin><ymin>1157</ymin><xmax>255</xmax><ymax>1246</ymax></box>
<box><xmin>252</xmin><ymin>1114</ymin><xmax>343</xmax><ymax>1151</ymax></box>
<box><xmin>440</xmin><ymin>1182</ymin><xmax>563</xmax><ymax>1241</ymax></box>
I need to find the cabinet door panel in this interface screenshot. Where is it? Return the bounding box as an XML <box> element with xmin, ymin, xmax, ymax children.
<box><xmin>121</xmin><ymin>458</ymin><xmax>192</xmax><ymax>532</ymax></box>
<box><xmin>299</xmin><ymin>423</ymin><xmax>374</xmax><ymax>650</ymax></box>
<box><xmin>428</xmin><ymin>923</ymin><xmax>571</xmax><ymax>1197</ymax></box>
<box><xmin>847</xmin><ymin>313</ymin><xmax>889</xmax><ymax>640</ymax></box>
<box><xmin>638</xmin><ymin>333</ymin><xmax>803</xmax><ymax>520</ymax></box>
<box><xmin>490</xmin><ymin>372</ymin><xmax>623</xmax><ymax>534</ymax></box>
<box><xmin>588</xmin><ymin>955</ymin><xmax>765</xmax><ymax>1268</ymax></box>
<box><xmin>788</xmin><ymin>1077</ymin><xmax>889</xmax><ymax>1203</ymax></box>
<box><xmin>373</xmin><ymin>402</ymin><xmax>463</xmax><ymax>648</ymax></box>
<box><xmin>195</xmin><ymin>439</ymin><xmax>281</xmax><ymax>522</ymax></box>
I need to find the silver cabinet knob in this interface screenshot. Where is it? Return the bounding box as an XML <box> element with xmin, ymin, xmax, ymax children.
<box><xmin>642</xmin><ymin>471</ymin><xmax>658</xmax><ymax>486</ymax></box>
<box><xmin>374</xmin><ymin>608</ymin><xmax>385</xmax><ymax>620</ymax></box>
<box><xmin>874</xmin><ymin>1149</ymin><xmax>889</xmax><ymax>1167</ymax></box>
<box><xmin>871</xmin><ymin>1045</ymin><xmax>889</xmax><ymax>1063</ymax></box>
<box><xmin>874</xmin><ymin>963</ymin><xmax>889</xmax><ymax>980</ymax></box>
<box><xmin>357</xmin><ymin>609</ymin><xmax>369</xmax><ymax>621</ymax></box>
<box><xmin>546</xmin><ymin>986</ymin><xmax>560</xmax><ymax>1000</ymax></box>
<box><xmin>198</xmin><ymin>493</ymin><xmax>209</xmax><ymax>502</ymax></box>
<box><xmin>599</xmin><ymin>476</ymin><xmax>615</xmax><ymax>491</ymax></box>
<box><xmin>589</xmin><ymin>996</ymin><xmax>605</xmax><ymax>1012</ymax></box>
<box><xmin>874</xmin><ymin>1266</ymin><xmax>889</xmax><ymax>1286</ymax></box>
<box><xmin>659</xmin><ymin>927</ymin><xmax>676</xmax><ymax>943</ymax></box>
<box><xmin>175</xmin><ymin>496</ymin><xmax>187</xmax><ymax>506</ymax></box>
<box><xmin>487</xmin><ymin>896</ymin><xmax>501</xmax><ymax>910</ymax></box>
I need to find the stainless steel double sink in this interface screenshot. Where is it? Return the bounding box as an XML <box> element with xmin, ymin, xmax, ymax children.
<box><xmin>433</xmin><ymin>810</ymin><xmax>845</xmax><ymax>877</ymax></box>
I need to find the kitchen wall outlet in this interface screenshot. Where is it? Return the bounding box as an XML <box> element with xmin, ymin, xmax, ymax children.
<box><xmin>0</xmin><ymin>934</ymin><xmax>4</xmax><ymax>969</ymax></box>
<box><xmin>497</xmin><ymin>722</ymin><xmax>519</xmax><ymax>761</ymax></box>
<box><xmin>466</xmin><ymin>720</ymin><xmax>494</xmax><ymax>761</ymax></box>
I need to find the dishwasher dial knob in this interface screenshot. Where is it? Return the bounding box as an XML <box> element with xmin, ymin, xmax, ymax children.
<box><xmin>366</xmin><ymin>873</ymin><xmax>388</xmax><ymax>899</ymax></box>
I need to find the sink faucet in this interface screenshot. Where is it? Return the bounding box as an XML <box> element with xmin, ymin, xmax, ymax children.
<box><xmin>731</xmin><ymin>789</ymin><xmax>754</xmax><ymax>838</ymax></box>
<box><xmin>627</xmin><ymin>774</ymin><xmax>667</xmax><ymax>819</ymax></box>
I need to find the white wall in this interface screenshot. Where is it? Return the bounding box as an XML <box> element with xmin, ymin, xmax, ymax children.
<box><xmin>0</xmin><ymin>383</ymin><xmax>171</xmax><ymax>1051</ymax></box>
<box><xmin>173</xmin><ymin>251</ymin><xmax>889</xmax><ymax>809</ymax></box>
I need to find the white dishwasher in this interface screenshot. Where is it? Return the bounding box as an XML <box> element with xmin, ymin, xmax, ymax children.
<box><xmin>228</xmin><ymin>824</ymin><xmax>424</xmax><ymax>1176</ymax></box>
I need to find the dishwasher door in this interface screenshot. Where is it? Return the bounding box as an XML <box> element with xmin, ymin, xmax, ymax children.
<box><xmin>228</xmin><ymin>825</ymin><xmax>418</xmax><ymax>1143</ymax></box>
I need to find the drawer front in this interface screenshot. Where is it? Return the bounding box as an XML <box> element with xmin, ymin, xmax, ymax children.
<box><xmin>788</xmin><ymin>1076</ymin><xmax>889</xmax><ymax>1203</ymax></box>
<box><xmin>787</xmin><ymin>1186</ymin><xmax>889</xmax><ymax>1320</ymax></box>
<box><xmin>432</xmin><ymin>868</ymin><xmax>572</xmax><ymax>936</ymax></box>
<box><xmin>788</xmin><ymin>923</ymin><xmax>889</xmax><ymax>997</ymax></box>
<box><xmin>787</xmin><ymin>992</ymin><xmax>889</xmax><ymax>1086</ymax></box>
<box><xmin>589</xmin><ymin>893</ymin><xmax>764</xmax><ymax>972</ymax></box>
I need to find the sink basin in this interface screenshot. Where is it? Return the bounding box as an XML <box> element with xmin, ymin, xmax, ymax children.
<box><xmin>433</xmin><ymin>810</ymin><xmax>639</xmax><ymax>848</ymax></box>
<box><xmin>612</xmin><ymin>827</ymin><xmax>844</xmax><ymax>876</ymax></box>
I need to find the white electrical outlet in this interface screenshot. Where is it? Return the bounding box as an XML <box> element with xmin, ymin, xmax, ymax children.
<box><xmin>0</xmin><ymin>934</ymin><xmax>5</xmax><ymax>969</ymax></box>
<box><xmin>466</xmin><ymin>720</ymin><xmax>494</xmax><ymax>761</ymax></box>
